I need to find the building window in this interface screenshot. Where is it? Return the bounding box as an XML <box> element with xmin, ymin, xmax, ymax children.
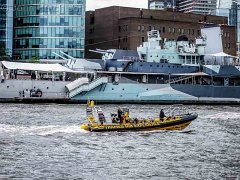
<box><xmin>90</xmin><ymin>16</ymin><xmax>94</xmax><ymax>24</ymax></box>
<box><xmin>192</xmin><ymin>29</ymin><xmax>195</xmax><ymax>35</ymax></box>
<box><xmin>172</xmin><ymin>28</ymin><xmax>175</xmax><ymax>33</ymax></box>
<box><xmin>90</xmin><ymin>28</ymin><xmax>94</xmax><ymax>34</ymax></box>
<box><xmin>142</xmin><ymin>25</ymin><xmax>145</xmax><ymax>32</ymax></box>
<box><xmin>228</xmin><ymin>43</ymin><xmax>230</xmax><ymax>49</ymax></box>
<box><xmin>168</xmin><ymin>27</ymin><xmax>171</xmax><ymax>33</ymax></box>
<box><xmin>138</xmin><ymin>25</ymin><xmax>141</xmax><ymax>31</ymax></box>
<box><xmin>142</xmin><ymin>37</ymin><xmax>145</xmax><ymax>42</ymax></box>
<box><xmin>198</xmin><ymin>30</ymin><xmax>201</xmax><ymax>36</ymax></box>
<box><xmin>120</xmin><ymin>25</ymin><xmax>128</xmax><ymax>32</ymax></box>
<box><xmin>149</xmin><ymin>26</ymin><xmax>152</xmax><ymax>31</ymax></box>
<box><xmin>162</xmin><ymin>27</ymin><xmax>165</xmax><ymax>33</ymax></box>
<box><xmin>138</xmin><ymin>36</ymin><xmax>140</xmax><ymax>42</ymax></box>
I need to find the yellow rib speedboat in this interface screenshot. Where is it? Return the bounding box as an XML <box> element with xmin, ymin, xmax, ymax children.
<box><xmin>80</xmin><ymin>101</ymin><xmax>198</xmax><ymax>132</ymax></box>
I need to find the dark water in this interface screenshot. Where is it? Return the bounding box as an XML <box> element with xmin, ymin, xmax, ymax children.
<box><xmin>0</xmin><ymin>103</ymin><xmax>239</xmax><ymax>179</ymax></box>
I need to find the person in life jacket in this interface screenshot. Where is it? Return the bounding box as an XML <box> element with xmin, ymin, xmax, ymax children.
<box><xmin>159</xmin><ymin>109</ymin><xmax>165</xmax><ymax>121</ymax></box>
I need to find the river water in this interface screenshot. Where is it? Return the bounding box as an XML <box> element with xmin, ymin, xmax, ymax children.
<box><xmin>0</xmin><ymin>103</ymin><xmax>239</xmax><ymax>179</ymax></box>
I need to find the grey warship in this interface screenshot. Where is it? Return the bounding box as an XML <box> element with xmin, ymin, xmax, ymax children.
<box><xmin>1</xmin><ymin>30</ymin><xmax>240</xmax><ymax>104</ymax></box>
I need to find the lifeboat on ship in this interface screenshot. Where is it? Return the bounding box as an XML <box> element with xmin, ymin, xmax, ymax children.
<box><xmin>80</xmin><ymin>101</ymin><xmax>198</xmax><ymax>132</ymax></box>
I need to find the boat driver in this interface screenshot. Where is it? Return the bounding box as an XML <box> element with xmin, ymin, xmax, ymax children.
<box><xmin>117</xmin><ymin>107</ymin><xmax>123</xmax><ymax>123</ymax></box>
<box><xmin>159</xmin><ymin>109</ymin><xmax>165</xmax><ymax>121</ymax></box>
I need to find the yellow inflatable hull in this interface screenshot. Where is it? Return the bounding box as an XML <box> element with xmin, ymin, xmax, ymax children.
<box><xmin>80</xmin><ymin>113</ymin><xmax>198</xmax><ymax>132</ymax></box>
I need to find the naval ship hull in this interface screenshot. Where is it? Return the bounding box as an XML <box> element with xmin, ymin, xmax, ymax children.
<box><xmin>71</xmin><ymin>82</ymin><xmax>240</xmax><ymax>104</ymax></box>
<box><xmin>1</xmin><ymin>79</ymin><xmax>240</xmax><ymax>104</ymax></box>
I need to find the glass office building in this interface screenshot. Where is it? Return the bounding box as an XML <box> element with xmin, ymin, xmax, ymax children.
<box><xmin>0</xmin><ymin>0</ymin><xmax>13</xmax><ymax>56</ymax></box>
<box><xmin>216</xmin><ymin>0</ymin><xmax>240</xmax><ymax>48</ymax></box>
<box><xmin>177</xmin><ymin>0</ymin><xmax>217</xmax><ymax>15</ymax></box>
<box><xmin>14</xmin><ymin>0</ymin><xmax>85</xmax><ymax>61</ymax></box>
<box><xmin>216</xmin><ymin>0</ymin><xmax>239</xmax><ymax>26</ymax></box>
<box><xmin>217</xmin><ymin>0</ymin><xmax>232</xmax><ymax>8</ymax></box>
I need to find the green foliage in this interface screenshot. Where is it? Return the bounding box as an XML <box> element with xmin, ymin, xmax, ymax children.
<box><xmin>0</xmin><ymin>43</ymin><xmax>7</xmax><ymax>57</ymax></box>
<box><xmin>0</xmin><ymin>43</ymin><xmax>11</xmax><ymax>61</ymax></box>
<box><xmin>29</xmin><ymin>56</ymin><xmax>40</xmax><ymax>63</ymax></box>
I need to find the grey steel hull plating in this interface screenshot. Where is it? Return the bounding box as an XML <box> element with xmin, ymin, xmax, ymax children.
<box><xmin>71</xmin><ymin>83</ymin><xmax>240</xmax><ymax>104</ymax></box>
<box><xmin>1</xmin><ymin>80</ymin><xmax>240</xmax><ymax>104</ymax></box>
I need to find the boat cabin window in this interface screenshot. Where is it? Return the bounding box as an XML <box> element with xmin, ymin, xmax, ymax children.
<box><xmin>186</xmin><ymin>56</ymin><xmax>191</xmax><ymax>64</ymax></box>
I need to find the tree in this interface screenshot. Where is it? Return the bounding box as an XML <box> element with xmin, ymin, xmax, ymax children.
<box><xmin>29</xmin><ymin>56</ymin><xmax>40</xmax><ymax>63</ymax></box>
<box><xmin>0</xmin><ymin>43</ymin><xmax>7</xmax><ymax>56</ymax></box>
<box><xmin>0</xmin><ymin>42</ymin><xmax>11</xmax><ymax>61</ymax></box>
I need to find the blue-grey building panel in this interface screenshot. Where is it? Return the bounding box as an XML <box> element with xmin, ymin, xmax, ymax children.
<box><xmin>14</xmin><ymin>0</ymin><xmax>86</xmax><ymax>61</ymax></box>
<box><xmin>0</xmin><ymin>0</ymin><xmax>13</xmax><ymax>56</ymax></box>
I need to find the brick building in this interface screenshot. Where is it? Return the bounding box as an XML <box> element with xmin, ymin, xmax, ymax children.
<box><xmin>85</xmin><ymin>6</ymin><xmax>236</xmax><ymax>59</ymax></box>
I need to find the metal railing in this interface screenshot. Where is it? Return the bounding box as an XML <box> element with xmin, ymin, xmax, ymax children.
<box><xmin>165</xmin><ymin>76</ymin><xmax>193</xmax><ymax>84</ymax></box>
<box><xmin>164</xmin><ymin>105</ymin><xmax>190</xmax><ymax>117</ymax></box>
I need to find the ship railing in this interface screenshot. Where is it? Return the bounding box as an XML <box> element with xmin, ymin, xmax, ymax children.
<box><xmin>165</xmin><ymin>75</ymin><xmax>194</xmax><ymax>84</ymax></box>
<box><xmin>68</xmin><ymin>77</ymin><xmax>108</xmax><ymax>98</ymax></box>
<box><xmin>122</xmin><ymin>56</ymin><xmax>139</xmax><ymax>61</ymax></box>
<box><xmin>18</xmin><ymin>92</ymin><xmax>68</xmax><ymax>99</ymax></box>
<box><xmin>164</xmin><ymin>105</ymin><xmax>189</xmax><ymax>117</ymax></box>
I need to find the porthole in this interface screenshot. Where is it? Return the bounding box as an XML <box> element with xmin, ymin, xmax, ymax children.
<box><xmin>112</xmin><ymin>88</ymin><xmax>114</xmax><ymax>90</ymax></box>
<box><xmin>7</xmin><ymin>86</ymin><xmax>9</xmax><ymax>88</ymax></box>
<box><xmin>47</xmin><ymin>87</ymin><xmax>49</xmax><ymax>89</ymax></box>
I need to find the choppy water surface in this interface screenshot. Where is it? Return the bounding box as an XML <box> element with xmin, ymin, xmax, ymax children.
<box><xmin>0</xmin><ymin>103</ymin><xmax>239</xmax><ymax>179</ymax></box>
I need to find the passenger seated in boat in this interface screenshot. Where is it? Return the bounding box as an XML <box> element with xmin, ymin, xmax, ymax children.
<box><xmin>134</xmin><ymin>118</ymin><xmax>138</xmax><ymax>124</ymax></box>
<box><xmin>111</xmin><ymin>113</ymin><xmax>118</xmax><ymax>123</ymax></box>
<box><xmin>97</xmin><ymin>110</ymin><xmax>105</xmax><ymax>125</ymax></box>
<box><xmin>159</xmin><ymin>109</ymin><xmax>165</xmax><ymax>121</ymax></box>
